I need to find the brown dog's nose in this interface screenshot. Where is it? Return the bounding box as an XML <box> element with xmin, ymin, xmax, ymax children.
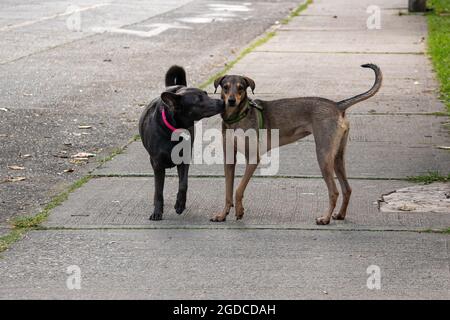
<box><xmin>228</xmin><ymin>97</ymin><xmax>236</xmax><ymax>106</ymax></box>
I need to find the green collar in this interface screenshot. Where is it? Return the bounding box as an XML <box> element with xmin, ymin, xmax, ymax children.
<box><xmin>223</xmin><ymin>99</ymin><xmax>264</xmax><ymax>129</ymax></box>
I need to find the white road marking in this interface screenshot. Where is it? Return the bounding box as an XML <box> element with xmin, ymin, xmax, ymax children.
<box><xmin>178</xmin><ymin>17</ymin><xmax>229</xmax><ymax>23</ymax></box>
<box><xmin>208</xmin><ymin>3</ymin><xmax>252</xmax><ymax>12</ymax></box>
<box><xmin>0</xmin><ymin>3</ymin><xmax>111</xmax><ymax>32</ymax></box>
<box><xmin>177</xmin><ymin>3</ymin><xmax>252</xmax><ymax>24</ymax></box>
<box><xmin>92</xmin><ymin>23</ymin><xmax>191</xmax><ymax>38</ymax></box>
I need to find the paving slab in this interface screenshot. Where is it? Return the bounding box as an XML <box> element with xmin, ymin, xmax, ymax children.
<box><xmin>279</xmin><ymin>10</ymin><xmax>427</xmax><ymax>33</ymax></box>
<box><xmin>208</xmin><ymin>52</ymin><xmax>444</xmax><ymax>114</ymax></box>
<box><xmin>0</xmin><ymin>229</ymin><xmax>448</xmax><ymax>299</ymax></box>
<box><xmin>94</xmin><ymin>113</ymin><xmax>450</xmax><ymax>179</ymax></box>
<box><xmin>247</xmin><ymin>94</ymin><xmax>443</xmax><ymax>115</ymax></box>
<box><xmin>259</xmin><ymin>30</ymin><xmax>425</xmax><ymax>54</ymax></box>
<box><xmin>44</xmin><ymin>177</ymin><xmax>450</xmax><ymax>230</ymax></box>
<box><xmin>94</xmin><ymin>141</ymin><xmax>450</xmax><ymax>179</ymax></box>
<box><xmin>302</xmin><ymin>0</ymin><xmax>409</xmax><ymax>17</ymax></box>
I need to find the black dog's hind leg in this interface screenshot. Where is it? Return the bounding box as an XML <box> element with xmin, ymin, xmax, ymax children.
<box><xmin>175</xmin><ymin>164</ymin><xmax>189</xmax><ymax>214</ymax></box>
<box><xmin>150</xmin><ymin>167</ymin><xmax>165</xmax><ymax>220</ymax></box>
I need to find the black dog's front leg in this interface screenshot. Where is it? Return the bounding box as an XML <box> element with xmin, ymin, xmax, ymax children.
<box><xmin>174</xmin><ymin>164</ymin><xmax>189</xmax><ymax>214</ymax></box>
<box><xmin>150</xmin><ymin>168</ymin><xmax>165</xmax><ymax>220</ymax></box>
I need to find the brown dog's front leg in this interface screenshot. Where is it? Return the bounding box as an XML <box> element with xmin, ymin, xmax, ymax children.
<box><xmin>211</xmin><ymin>130</ymin><xmax>236</xmax><ymax>222</ymax></box>
<box><xmin>235</xmin><ymin>163</ymin><xmax>258</xmax><ymax>220</ymax></box>
<box><xmin>211</xmin><ymin>163</ymin><xmax>235</xmax><ymax>222</ymax></box>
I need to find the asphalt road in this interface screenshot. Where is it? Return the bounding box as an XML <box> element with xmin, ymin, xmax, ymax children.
<box><xmin>0</xmin><ymin>0</ymin><xmax>296</xmax><ymax>228</ymax></box>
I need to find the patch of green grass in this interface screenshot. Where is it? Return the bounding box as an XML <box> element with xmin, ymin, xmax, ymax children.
<box><xmin>281</xmin><ymin>0</ymin><xmax>313</xmax><ymax>24</ymax></box>
<box><xmin>428</xmin><ymin>0</ymin><xmax>450</xmax><ymax>14</ymax></box>
<box><xmin>132</xmin><ymin>134</ymin><xmax>141</xmax><ymax>141</ymax></box>
<box><xmin>406</xmin><ymin>171</ymin><xmax>450</xmax><ymax>184</ymax></box>
<box><xmin>427</xmin><ymin>0</ymin><xmax>450</xmax><ymax>113</ymax></box>
<box><xmin>0</xmin><ymin>229</ymin><xmax>25</xmax><ymax>253</ymax></box>
<box><xmin>422</xmin><ymin>226</ymin><xmax>450</xmax><ymax>234</ymax></box>
<box><xmin>97</xmin><ymin>147</ymin><xmax>123</xmax><ymax>165</ymax></box>
<box><xmin>429</xmin><ymin>111</ymin><xmax>450</xmax><ymax>116</ymax></box>
<box><xmin>0</xmin><ymin>175</ymin><xmax>92</xmax><ymax>253</ymax></box>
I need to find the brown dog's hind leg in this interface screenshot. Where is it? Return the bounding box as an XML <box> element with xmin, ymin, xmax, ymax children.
<box><xmin>316</xmin><ymin>160</ymin><xmax>339</xmax><ymax>225</ymax></box>
<box><xmin>314</xmin><ymin>127</ymin><xmax>340</xmax><ymax>225</ymax></box>
<box><xmin>235</xmin><ymin>162</ymin><xmax>258</xmax><ymax>220</ymax></box>
<box><xmin>333</xmin><ymin>129</ymin><xmax>352</xmax><ymax>220</ymax></box>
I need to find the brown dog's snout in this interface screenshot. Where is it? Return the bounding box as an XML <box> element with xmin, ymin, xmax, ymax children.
<box><xmin>228</xmin><ymin>96</ymin><xmax>237</xmax><ymax>106</ymax></box>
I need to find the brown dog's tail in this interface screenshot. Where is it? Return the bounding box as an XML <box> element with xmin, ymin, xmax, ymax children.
<box><xmin>165</xmin><ymin>65</ymin><xmax>187</xmax><ymax>87</ymax></box>
<box><xmin>337</xmin><ymin>64</ymin><xmax>382</xmax><ymax>111</ymax></box>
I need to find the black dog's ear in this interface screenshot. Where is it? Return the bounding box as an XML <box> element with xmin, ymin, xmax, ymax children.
<box><xmin>243</xmin><ymin>76</ymin><xmax>255</xmax><ymax>94</ymax></box>
<box><xmin>161</xmin><ymin>91</ymin><xmax>181</xmax><ymax>110</ymax></box>
<box><xmin>214</xmin><ymin>75</ymin><xmax>227</xmax><ymax>94</ymax></box>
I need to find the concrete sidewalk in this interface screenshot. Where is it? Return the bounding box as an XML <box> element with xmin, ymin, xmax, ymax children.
<box><xmin>1</xmin><ymin>0</ymin><xmax>449</xmax><ymax>299</ymax></box>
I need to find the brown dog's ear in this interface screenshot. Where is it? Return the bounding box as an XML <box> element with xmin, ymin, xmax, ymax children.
<box><xmin>213</xmin><ymin>75</ymin><xmax>227</xmax><ymax>94</ymax></box>
<box><xmin>243</xmin><ymin>76</ymin><xmax>255</xmax><ymax>94</ymax></box>
<box><xmin>161</xmin><ymin>91</ymin><xmax>181</xmax><ymax>110</ymax></box>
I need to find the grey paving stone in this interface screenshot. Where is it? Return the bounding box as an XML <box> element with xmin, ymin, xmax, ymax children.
<box><xmin>0</xmin><ymin>229</ymin><xmax>448</xmax><ymax>299</ymax></box>
<box><xmin>207</xmin><ymin>52</ymin><xmax>443</xmax><ymax>114</ymax></box>
<box><xmin>94</xmin><ymin>113</ymin><xmax>450</xmax><ymax>179</ymax></box>
<box><xmin>44</xmin><ymin>177</ymin><xmax>450</xmax><ymax>230</ymax></box>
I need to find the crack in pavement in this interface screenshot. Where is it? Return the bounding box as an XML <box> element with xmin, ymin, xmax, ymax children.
<box><xmin>35</xmin><ymin>225</ymin><xmax>438</xmax><ymax>233</ymax></box>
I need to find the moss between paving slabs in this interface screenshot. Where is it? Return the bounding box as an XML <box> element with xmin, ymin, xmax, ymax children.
<box><xmin>0</xmin><ymin>175</ymin><xmax>92</xmax><ymax>253</ymax></box>
<box><xmin>427</xmin><ymin>0</ymin><xmax>450</xmax><ymax>114</ymax></box>
<box><xmin>406</xmin><ymin>171</ymin><xmax>450</xmax><ymax>184</ymax></box>
<box><xmin>281</xmin><ymin>0</ymin><xmax>313</xmax><ymax>24</ymax></box>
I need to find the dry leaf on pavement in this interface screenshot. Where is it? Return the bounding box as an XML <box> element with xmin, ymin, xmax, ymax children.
<box><xmin>72</xmin><ymin>152</ymin><xmax>96</xmax><ymax>159</ymax></box>
<box><xmin>8</xmin><ymin>165</ymin><xmax>25</xmax><ymax>170</ymax></box>
<box><xmin>5</xmin><ymin>176</ymin><xmax>26</xmax><ymax>182</ymax></box>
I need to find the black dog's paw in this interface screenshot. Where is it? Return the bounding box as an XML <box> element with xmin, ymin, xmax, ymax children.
<box><xmin>149</xmin><ymin>212</ymin><xmax>163</xmax><ymax>221</ymax></box>
<box><xmin>174</xmin><ymin>200</ymin><xmax>186</xmax><ymax>214</ymax></box>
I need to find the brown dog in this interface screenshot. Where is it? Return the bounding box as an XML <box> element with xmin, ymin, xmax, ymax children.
<box><xmin>211</xmin><ymin>64</ymin><xmax>382</xmax><ymax>225</ymax></box>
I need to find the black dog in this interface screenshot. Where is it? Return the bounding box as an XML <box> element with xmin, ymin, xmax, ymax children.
<box><xmin>139</xmin><ymin>66</ymin><xmax>224</xmax><ymax>220</ymax></box>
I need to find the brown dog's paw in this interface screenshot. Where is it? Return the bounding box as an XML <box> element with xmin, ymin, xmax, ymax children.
<box><xmin>332</xmin><ymin>212</ymin><xmax>346</xmax><ymax>220</ymax></box>
<box><xmin>315</xmin><ymin>216</ymin><xmax>330</xmax><ymax>225</ymax></box>
<box><xmin>235</xmin><ymin>206</ymin><xmax>244</xmax><ymax>220</ymax></box>
<box><xmin>210</xmin><ymin>213</ymin><xmax>227</xmax><ymax>222</ymax></box>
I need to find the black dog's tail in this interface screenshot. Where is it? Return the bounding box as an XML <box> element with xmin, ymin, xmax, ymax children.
<box><xmin>337</xmin><ymin>64</ymin><xmax>382</xmax><ymax>111</ymax></box>
<box><xmin>165</xmin><ymin>65</ymin><xmax>187</xmax><ymax>87</ymax></box>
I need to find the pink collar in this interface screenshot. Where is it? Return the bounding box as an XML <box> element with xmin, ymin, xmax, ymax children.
<box><xmin>161</xmin><ymin>108</ymin><xmax>178</xmax><ymax>132</ymax></box>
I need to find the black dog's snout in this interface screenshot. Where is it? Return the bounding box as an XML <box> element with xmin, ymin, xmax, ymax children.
<box><xmin>228</xmin><ymin>98</ymin><xmax>236</xmax><ymax>106</ymax></box>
